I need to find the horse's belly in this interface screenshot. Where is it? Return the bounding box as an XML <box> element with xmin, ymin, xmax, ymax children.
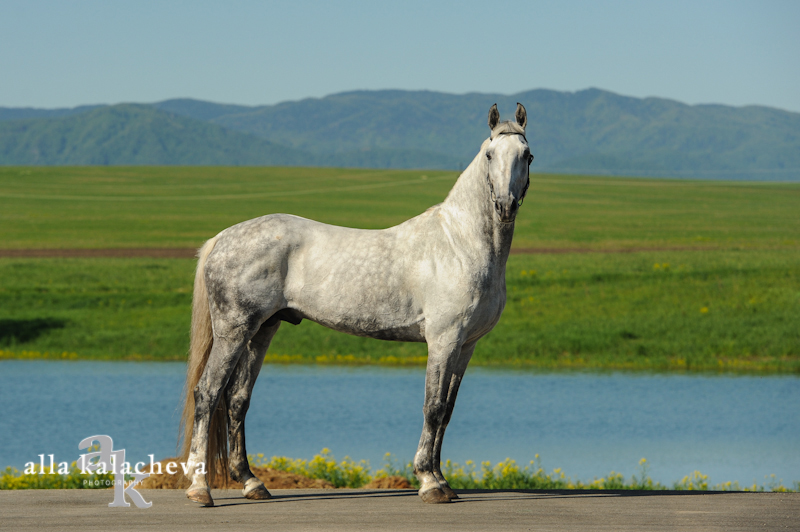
<box><xmin>308</xmin><ymin>314</ymin><xmax>426</xmax><ymax>342</ymax></box>
<box><xmin>292</xmin><ymin>288</ymin><xmax>426</xmax><ymax>342</ymax></box>
<box><xmin>283</xmin><ymin>229</ymin><xmax>426</xmax><ymax>342</ymax></box>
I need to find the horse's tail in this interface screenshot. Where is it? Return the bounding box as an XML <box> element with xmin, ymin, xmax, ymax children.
<box><xmin>179</xmin><ymin>235</ymin><xmax>228</xmax><ymax>487</ymax></box>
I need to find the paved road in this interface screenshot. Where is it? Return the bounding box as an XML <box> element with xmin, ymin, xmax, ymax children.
<box><xmin>2</xmin><ymin>489</ymin><xmax>798</xmax><ymax>531</ymax></box>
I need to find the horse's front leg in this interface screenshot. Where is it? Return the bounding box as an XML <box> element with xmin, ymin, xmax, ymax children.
<box><xmin>431</xmin><ymin>341</ymin><xmax>477</xmax><ymax>500</ymax></box>
<box><xmin>414</xmin><ymin>334</ymin><xmax>463</xmax><ymax>504</ymax></box>
<box><xmin>225</xmin><ymin>322</ymin><xmax>280</xmax><ymax>500</ymax></box>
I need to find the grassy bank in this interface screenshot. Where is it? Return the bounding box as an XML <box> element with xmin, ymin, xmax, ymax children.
<box><xmin>2</xmin><ymin>450</ymin><xmax>797</xmax><ymax>492</ymax></box>
<box><xmin>0</xmin><ymin>249</ymin><xmax>797</xmax><ymax>372</ymax></box>
<box><xmin>0</xmin><ymin>167</ymin><xmax>798</xmax><ymax>372</ymax></box>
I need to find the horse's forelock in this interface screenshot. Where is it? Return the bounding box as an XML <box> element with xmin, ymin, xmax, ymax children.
<box><xmin>489</xmin><ymin>121</ymin><xmax>526</xmax><ymax>141</ymax></box>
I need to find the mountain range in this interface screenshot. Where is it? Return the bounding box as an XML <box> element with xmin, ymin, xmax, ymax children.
<box><xmin>1</xmin><ymin>88</ymin><xmax>798</xmax><ymax>180</ymax></box>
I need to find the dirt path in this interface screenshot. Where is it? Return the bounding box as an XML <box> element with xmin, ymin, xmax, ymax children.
<box><xmin>0</xmin><ymin>246</ymin><xmax>720</xmax><ymax>258</ymax></box>
<box><xmin>510</xmin><ymin>246</ymin><xmax>718</xmax><ymax>255</ymax></box>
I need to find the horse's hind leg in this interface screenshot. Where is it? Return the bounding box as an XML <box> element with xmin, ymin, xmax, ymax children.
<box><xmin>225</xmin><ymin>321</ymin><xmax>280</xmax><ymax>500</ymax></box>
<box><xmin>186</xmin><ymin>332</ymin><xmax>251</xmax><ymax>506</ymax></box>
<box><xmin>431</xmin><ymin>341</ymin><xmax>477</xmax><ymax>500</ymax></box>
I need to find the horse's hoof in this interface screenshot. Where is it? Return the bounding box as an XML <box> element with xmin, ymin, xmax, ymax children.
<box><xmin>441</xmin><ymin>485</ymin><xmax>459</xmax><ymax>500</ymax></box>
<box><xmin>186</xmin><ymin>488</ymin><xmax>214</xmax><ymax>507</ymax></box>
<box><xmin>244</xmin><ymin>484</ymin><xmax>272</xmax><ymax>500</ymax></box>
<box><xmin>420</xmin><ymin>487</ymin><xmax>451</xmax><ymax>504</ymax></box>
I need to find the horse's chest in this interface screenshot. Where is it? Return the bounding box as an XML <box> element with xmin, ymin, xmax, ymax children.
<box><xmin>474</xmin><ymin>287</ymin><xmax>506</xmax><ymax>325</ymax></box>
<box><xmin>460</xmin><ymin>273</ymin><xmax>506</xmax><ymax>335</ymax></box>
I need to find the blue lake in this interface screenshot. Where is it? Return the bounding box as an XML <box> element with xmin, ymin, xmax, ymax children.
<box><xmin>0</xmin><ymin>360</ymin><xmax>798</xmax><ymax>487</ymax></box>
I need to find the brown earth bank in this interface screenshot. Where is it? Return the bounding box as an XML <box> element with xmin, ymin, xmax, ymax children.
<box><xmin>0</xmin><ymin>246</ymin><xmax>723</xmax><ymax>258</ymax></box>
<box><xmin>0</xmin><ymin>248</ymin><xmax>198</xmax><ymax>258</ymax></box>
<box><xmin>139</xmin><ymin>458</ymin><xmax>411</xmax><ymax>490</ymax></box>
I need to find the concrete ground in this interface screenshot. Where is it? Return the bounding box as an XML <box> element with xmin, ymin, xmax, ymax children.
<box><xmin>1</xmin><ymin>489</ymin><xmax>798</xmax><ymax>531</ymax></box>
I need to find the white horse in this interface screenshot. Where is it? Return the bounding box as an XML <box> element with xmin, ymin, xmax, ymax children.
<box><xmin>180</xmin><ymin>103</ymin><xmax>533</xmax><ymax>506</ymax></box>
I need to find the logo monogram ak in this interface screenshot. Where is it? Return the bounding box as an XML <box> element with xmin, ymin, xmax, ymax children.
<box><xmin>78</xmin><ymin>435</ymin><xmax>152</xmax><ymax>509</ymax></box>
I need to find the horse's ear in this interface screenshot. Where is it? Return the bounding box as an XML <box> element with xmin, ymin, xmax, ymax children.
<box><xmin>488</xmin><ymin>104</ymin><xmax>500</xmax><ymax>130</ymax></box>
<box><xmin>515</xmin><ymin>102</ymin><xmax>527</xmax><ymax>129</ymax></box>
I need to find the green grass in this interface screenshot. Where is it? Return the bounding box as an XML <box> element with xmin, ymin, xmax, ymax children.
<box><xmin>493</xmin><ymin>250</ymin><xmax>800</xmax><ymax>372</ymax></box>
<box><xmin>1</xmin><ymin>166</ymin><xmax>799</xmax><ymax>250</ymax></box>
<box><xmin>0</xmin><ymin>166</ymin><xmax>457</xmax><ymax>249</ymax></box>
<box><xmin>0</xmin><ymin>250</ymin><xmax>797</xmax><ymax>372</ymax></box>
<box><xmin>0</xmin><ymin>258</ymin><xmax>193</xmax><ymax>360</ymax></box>
<box><xmin>0</xmin><ymin>167</ymin><xmax>798</xmax><ymax>372</ymax></box>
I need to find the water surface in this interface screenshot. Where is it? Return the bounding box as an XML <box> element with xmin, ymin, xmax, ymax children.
<box><xmin>1</xmin><ymin>360</ymin><xmax>797</xmax><ymax>486</ymax></box>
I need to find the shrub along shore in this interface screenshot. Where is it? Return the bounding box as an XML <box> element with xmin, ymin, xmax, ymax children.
<box><xmin>1</xmin><ymin>450</ymin><xmax>797</xmax><ymax>492</ymax></box>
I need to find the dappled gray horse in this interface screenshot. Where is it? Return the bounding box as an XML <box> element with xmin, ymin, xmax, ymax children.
<box><xmin>180</xmin><ymin>103</ymin><xmax>533</xmax><ymax>506</ymax></box>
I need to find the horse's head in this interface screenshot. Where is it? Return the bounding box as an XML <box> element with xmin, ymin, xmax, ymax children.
<box><xmin>485</xmin><ymin>103</ymin><xmax>533</xmax><ymax>224</ymax></box>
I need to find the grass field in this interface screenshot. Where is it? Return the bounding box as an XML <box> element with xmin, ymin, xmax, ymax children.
<box><xmin>0</xmin><ymin>166</ymin><xmax>798</xmax><ymax>372</ymax></box>
<box><xmin>2</xmin><ymin>166</ymin><xmax>799</xmax><ymax>250</ymax></box>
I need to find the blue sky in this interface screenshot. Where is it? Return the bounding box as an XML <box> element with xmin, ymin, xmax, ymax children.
<box><xmin>1</xmin><ymin>0</ymin><xmax>798</xmax><ymax>112</ymax></box>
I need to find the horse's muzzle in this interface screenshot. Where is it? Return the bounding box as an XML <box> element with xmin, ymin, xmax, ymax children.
<box><xmin>494</xmin><ymin>197</ymin><xmax>519</xmax><ymax>224</ymax></box>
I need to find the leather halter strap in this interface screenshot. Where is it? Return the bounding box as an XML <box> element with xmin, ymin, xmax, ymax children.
<box><xmin>490</xmin><ymin>130</ymin><xmax>527</xmax><ymax>142</ymax></box>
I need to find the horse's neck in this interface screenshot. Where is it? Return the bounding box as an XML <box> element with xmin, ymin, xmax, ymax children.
<box><xmin>440</xmin><ymin>149</ymin><xmax>515</xmax><ymax>262</ymax></box>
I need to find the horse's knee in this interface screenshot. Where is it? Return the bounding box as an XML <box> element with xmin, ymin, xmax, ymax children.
<box><xmin>227</xmin><ymin>392</ymin><xmax>250</xmax><ymax>418</ymax></box>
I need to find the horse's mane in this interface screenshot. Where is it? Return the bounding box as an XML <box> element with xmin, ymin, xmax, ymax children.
<box><xmin>490</xmin><ymin>120</ymin><xmax>526</xmax><ymax>140</ymax></box>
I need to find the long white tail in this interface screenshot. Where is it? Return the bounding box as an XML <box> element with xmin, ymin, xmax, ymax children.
<box><xmin>179</xmin><ymin>236</ymin><xmax>228</xmax><ymax>487</ymax></box>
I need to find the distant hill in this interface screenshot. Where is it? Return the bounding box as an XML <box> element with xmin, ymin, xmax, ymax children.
<box><xmin>2</xmin><ymin>89</ymin><xmax>799</xmax><ymax>179</ymax></box>
<box><xmin>0</xmin><ymin>104</ymin><xmax>104</xmax><ymax>121</ymax></box>
<box><xmin>0</xmin><ymin>104</ymin><xmax>309</xmax><ymax>166</ymax></box>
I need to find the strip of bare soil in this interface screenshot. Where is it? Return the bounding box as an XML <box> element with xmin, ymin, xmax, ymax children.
<box><xmin>0</xmin><ymin>246</ymin><xmax>719</xmax><ymax>258</ymax></box>
<box><xmin>139</xmin><ymin>458</ymin><xmax>412</xmax><ymax>490</ymax></box>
